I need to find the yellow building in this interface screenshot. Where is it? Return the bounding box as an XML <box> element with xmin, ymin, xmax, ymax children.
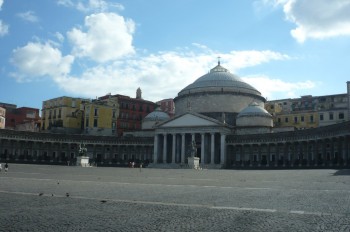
<box><xmin>41</xmin><ymin>96</ymin><xmax>89</xmax><ymax>133</ymax></box>
<box><xmin>83</xmin><ymin>96</ymin><xmax>119</xmax><ymax>136</ymax></box>
<box><xmin>274</xmin><ymin>111</ymin><xmax>319</xmax><ymax>129</ymax></box>
<box><xmin>265</xmin><ymin>93</ymin><xmax>348</xmax><ymax>130</ymax></box>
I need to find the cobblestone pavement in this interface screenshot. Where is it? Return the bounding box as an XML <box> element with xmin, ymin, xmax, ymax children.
<box><xmin>1</xmin><ymin>164</ymin><xmax>350</xmax><ymax>231</ymax></box>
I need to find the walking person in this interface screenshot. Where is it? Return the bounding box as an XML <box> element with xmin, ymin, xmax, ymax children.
<box><xmin>4</xmin><ymin>163</ymin><xmax>8</xmax><ymax>172</ymax></box>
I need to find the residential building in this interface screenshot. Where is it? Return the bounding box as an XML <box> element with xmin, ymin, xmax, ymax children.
<box><xmin>265</xmin><ymin>90</ymin><xmax>349</xmax><ymax>129</ymax></box>
<box><xmin>41</xmin><ymin>96</ymin><xmax>89</xmax><ymax>134</ymax></box>
<box><xmin>99</xmin><ymin>89</ymin><xmax>157</xmax><ymax>136</ymax></box>
<box><xmin>0</xmin><ymin>107</ymin><xmax>5</xmax><ymax>129</ymax></box>
<box><xmin>83</xmin><ymin>95</ymin><xmax>119</xmax><ymax>136</ymax></box>
<box><xmin>0</xmin><ymin>102</ymin><xmax>40</xmax><ymax>131</ymax></box>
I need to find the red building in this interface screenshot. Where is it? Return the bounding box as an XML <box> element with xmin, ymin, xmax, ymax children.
<box><xmin>0</xmin><ymin>103</ymin><xmax>40</xmax><ymax>131</ymax></box>
<box><xmin>98</xmin><ymin>88</ymin><xmax>157</xmax><ymax>136</ymax></box>
<box><xmin>116</xmin><ymin>95</ymin><xmax>157</xmax><ymax>136</ymax></box>
<box><xmin>156</xmin><ymin>98</ymin><xmax>175</xmax><ymax>118</ymax></box>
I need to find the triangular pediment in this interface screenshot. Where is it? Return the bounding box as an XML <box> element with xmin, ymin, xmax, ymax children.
<box><xmin>158</xmin><ymin>113</ymin><xmax>221</xmax><ymax>128</ymax></box>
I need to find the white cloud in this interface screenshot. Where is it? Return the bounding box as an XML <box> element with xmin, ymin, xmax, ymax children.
<box><xmin>57</xmin><ymin>0</ymin><xmax>124</xmax><ymax>13</ymax></box>
<box><xmin>0</xmin><ymin>0</ymin><xmax>3</xmax><ymax>10</ymax></box>
<box><xmin>0</xmin><ymin>20</ymin><xmax>8</xmax><ymax>36</ymax></box>
<box><xmin>55</xmin><ymin>32</ymin><xmax>65</xmax><ymax>43</ymax></box>
<box><xmin>16</xmin><ymin>11</ymin><xmax>39</xmax><ymax>23</ymax></box>
<box><xmin>264</xmin><ymin>0</ymin><xmax>350</xmax><ymax>43</ymax></box>
<box><xmin>51</xmin><ymin>48</ymin><xmax>295</xmax><ymax>102</ymax></box>
<box><xmin>10</xmin><ymin>42</ymin><xmax>74</xmax><ymax>81</ymax></box>
<box><xmin>243</xmin><ymin>75</ymin><xmax>316</xmax><ymax>100</ymax></box>
<box><xmin>67</xmin><ymin>12</ymin><xmax>135</xmax><ymax>63</ymax></box>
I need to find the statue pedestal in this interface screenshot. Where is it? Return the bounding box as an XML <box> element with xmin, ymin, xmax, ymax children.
<box><xmin>77</xmin><ymin>156</ymin><xmax>90</xmax><ymax>167</ymax></box>
<box><xmin>188</xmin><ymin>157</ymin><xmax>200</xmax><ymax>169</ymax></box>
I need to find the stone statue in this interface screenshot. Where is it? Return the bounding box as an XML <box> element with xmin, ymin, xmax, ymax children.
<box><xmin>78</xmin><ymin>143</ymin><xmax>87</xmax><ymax>156</ymax></box>
<box><xmin>190</xmin><ymin>140</ymin><xmax>197</xmax><ymax>157</ymax></box>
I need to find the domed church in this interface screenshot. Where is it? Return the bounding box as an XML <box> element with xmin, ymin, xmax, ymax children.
<box><xmin>174</xmin><ymin>61</ymin><xmax>266</xmax><ymax>126</ymax></box>
<box><xmin>150</xmin><ymin>61</ymin><xmax>273</xmax><ymax>168</ymax></box>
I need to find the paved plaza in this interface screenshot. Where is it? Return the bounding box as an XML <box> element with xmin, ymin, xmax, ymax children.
<box><xmin>1</xmin><ymin>164</ymin><xmax>350</xmax><ymax>231</ymax></box>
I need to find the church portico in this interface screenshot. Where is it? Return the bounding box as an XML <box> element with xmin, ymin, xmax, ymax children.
<box><xmin>152</xmin><ymin>112</ymin><xmax>231</xmax><ymax>168</ymax></box>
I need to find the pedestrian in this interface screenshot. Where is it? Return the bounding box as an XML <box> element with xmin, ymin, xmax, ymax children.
<box><xmin>4</xmin><ymin>163</ymin><xmax>8</xmax><ymax>172</ymax></box>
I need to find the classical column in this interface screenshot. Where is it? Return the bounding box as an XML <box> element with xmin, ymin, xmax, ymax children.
<box><xmin>153</xmin><ymin>134</ymin><xmax>158</xmax><ymax>163</ymax></box>
<box><xmin>346</xmin><ymin>136</ymin><xmax>350</xmax><ymax>166</ymax></box>
<box><xmin>266</xmin><ymin>144</ymin><xmax>270</xmax><ymax>167</ymax></box>
<box><xmin>314</xmin><ymin>140</ymin><xmax>318</xmax><ymax>166</ymax></box>
<box><xmin>282</xmin><ymin>143</ymin><xmax>287</xmax><ymax>167</ymax></box>
<box><xmin>275</xmin><ymin>143</ymin><xmax>279</xmax><ymax>167</ymax></box>
<box><xmin>322</xmin><ymin>140</ymin><xmax>327</xmax><ymax>166</ymax></box>
<box><xmin>257</xmin><ymin>144</ymin><xmax>261</xmax><ymax>167</ymax></box>
<box><xmin>220</xmin><ymin>134</ymin><xmax>226</xmax><ymax>165</ymax></box>
<box><xmin>181</xmin><ymin>133</ymin><xmax>185</xmax><ymax>164</ymax></box>
<box><xmin>342</xmin><ymin>136</ymin><xmax>347</xmax><ymax>166</ymax></box>
<box><xmin>201</xmin><ymin>133</ymin><xmax>205</xmax><ymax>165</ymax></box>
<box><xmin>211</xmin><ymin>133</ymin><xmax>215</xmax><ymax>165</ymax></box>
<box><xmin>163</xmin><ymin>133</ymin><xmax>167</xmax><ymax>163</ymax></box>
<box><xmin>172</xmin><ymin>133</ymin><xmax>176</xmax><ymax>164</ymax></box>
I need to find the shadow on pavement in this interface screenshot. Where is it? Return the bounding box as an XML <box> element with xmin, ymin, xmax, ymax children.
<box><xmin>333</xmin><ymin>169</ymin><xmax>350</xmax><ymax>175</ymax></box>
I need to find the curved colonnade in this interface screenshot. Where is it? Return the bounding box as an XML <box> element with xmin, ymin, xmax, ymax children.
<box><xmin>0</xmin><ymin>120</ymin><xmax>350</xmax><ymax>168</ymax></box>
<box><xmin>0</xmin><ymin>130</ymin><xmax>154</xmax><ymax>166</ymax></box>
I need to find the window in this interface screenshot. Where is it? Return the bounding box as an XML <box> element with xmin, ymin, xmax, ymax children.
<box><xmin>339</xmin><ymin>112</ymin><xmax>344</xmax><ymax>119</ymax></box>
<box><xmin>301</xmin><ymin>116</ymin><xmax>304</xmax><ymax>122</ymax></box>
<box><xmin>320</xmin><ymin>114</ymin><xmax>324</xmax><ymax>121</ymax></box>
<box><xmin>93</xmin><ymin>119</ymin><xmax>98</xmax><ymax>127</ymax></box>
<box><xmin>94</xmin><ymin>108</ymin><xmax>98</xmax><ymax>116</ymax></box>
<box><xmin>112</xmin><ymin>110</ymin><xmax>116</xmax><ymax>118</ymax></box>
<box><xmin>285</xmin><ymin>117</ymin><xmax>289</xmax><ymax>123</ymax></box>
<box><xmin>139</xmin><ymin>105</ymin><xmax>143</xmax><ymax>112</ymax></box>
<box><xmin>277</xmin><ymin>118</ymin><xmax>281</xmax><ymax>123</ymax></box>
<box><xmin>294</xmin><ymin>117</ymin><xmax>298</xmax><ymax>123</ymax></box>
<box><xmin>86</xmin><ymin>118</ymin><xmax>89</xmax><ymax>127</ymax></box>
<box><xmin>329</xmin><ymin>112</ymin><xmax>334</xmax><ymax>120</ymax></box>
<box><xmin>132</xmin><ymin>105</ymin><xmax>136</xmax><ymax>111</ymax></box>
<box><xmin>310</xmin><ymin>115</ymin><xmax>314</xmax><ymax>122</ymax></box>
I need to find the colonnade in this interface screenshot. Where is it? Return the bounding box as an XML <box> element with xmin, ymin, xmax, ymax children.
<box><xmin>227</xmin><ymin>136</ymin><xmax>350</xmax><ymax>167</ymax></box>
<box><xmin>0</xmin><ymin>141</ymin><xmax>154</xmax><ymax>164</ymax></box>
<box><xmin>153</xmin><ymin>132</ymin><xmax>226</xmax><ymax>166</ymax></box>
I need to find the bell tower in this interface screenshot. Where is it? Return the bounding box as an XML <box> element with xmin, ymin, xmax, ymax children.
<box><xmin>136</xmin><ymin>87</ymin><xmax>142</xmax><ymax>99</ymax></box>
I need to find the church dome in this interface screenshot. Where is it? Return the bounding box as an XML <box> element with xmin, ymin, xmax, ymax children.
<box><xmin>236</xmin><ymin>102</ymin><xmax>273</xmax><ymax>130</ymax></box>
<box><xmin>237</xmin><ymin>102</ymin><xmax>272</xmax><ymax>119</ymax></box>
<box><xmin>177</xmin><ymin>62</ymin><xmax>261</xmax><ymax>97</ymax></box>
<box><xmin>173</xmin><ymin>62</ymin><xmax>266</xmax><ymax>125</ymax></box>
<box><xmin>142</xmin><ymin>107</ymin><xmax>170</xmax><ymax>130</ymax></box>
<box><xmin>144</xmin><ymin>107</ymin><xmax>170</xmax><ymax>121</ymax></box>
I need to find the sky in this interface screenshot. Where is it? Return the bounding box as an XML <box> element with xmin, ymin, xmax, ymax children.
<box><xmin>1</xmin><ymin>0</ymin><xmax>350</xmax><ymax>110</ymax></box>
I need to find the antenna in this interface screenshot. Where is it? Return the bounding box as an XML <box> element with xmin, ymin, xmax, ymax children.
<box><xmin>217</xmin><ymin>56</ymin><xmax>221</xmax><ymax>65</ymax></box>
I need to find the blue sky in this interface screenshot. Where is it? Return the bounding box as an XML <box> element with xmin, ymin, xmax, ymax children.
<box><xmin>1</xmin><ymin>0</ymin><xmax>350</xmax><ymax>110</ymax></box>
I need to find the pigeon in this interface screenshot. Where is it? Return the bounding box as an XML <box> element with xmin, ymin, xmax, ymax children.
<box><xmin>39</xmin><ymin>193</ymin><xmax>43</xmax><ymax>196</ymax></box>
<box><xmin>66</xmin><ymin>193</ymin><xmax>70</xmax><ymax>197</ymax></box>
<box><xmin>100</xmin><ymin>200</ymin><xmax>107</xmax><ymax>203</ymax></box>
